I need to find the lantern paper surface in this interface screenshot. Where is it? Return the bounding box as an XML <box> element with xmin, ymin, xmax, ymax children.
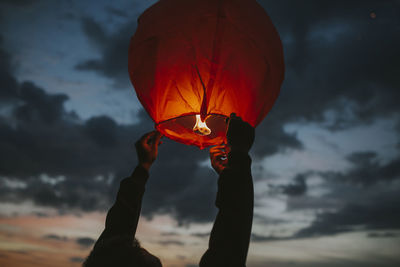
<box><xmin>129</xmin><ymin>0</ymin><xmax>284</xmax><ymax>149</ymax></box>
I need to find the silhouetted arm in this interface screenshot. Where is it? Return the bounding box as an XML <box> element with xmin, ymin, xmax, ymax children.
<box><xmin>201</xmin><ymin>114</ymin><xmax>255</xmax><ymax>267</ymax></box>
<box><xmin>93</xmin><ymin>131</ymin><xmax>162</xmax><ymax>249</ymax></box>
<box><xmin>94</xmin><ymin>165</ymin><xmax>149</xmax><ymax>248</ymax></box>
<box><xmin>200</xmin><ymin>150</ymin><xmax>254</xmax><ymax>267</ymax></box>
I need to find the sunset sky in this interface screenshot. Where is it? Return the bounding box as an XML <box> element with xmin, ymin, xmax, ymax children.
<box><xmin>1</xmin><ymin>0</ymin><xmax>400</xmax><ymax>267</ymax></box>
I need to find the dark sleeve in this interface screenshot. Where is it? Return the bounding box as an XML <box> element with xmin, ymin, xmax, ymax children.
<box><xmin>200</xmin><ymin>151</ymin><xmax>254</xmax><ymax>267</ymax></box>
<box><xmin>93</xmin><ymin>165</ymin><xmax>149</xmax><ymax>249</ymax></box>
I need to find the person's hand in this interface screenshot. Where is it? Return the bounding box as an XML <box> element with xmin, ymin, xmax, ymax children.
<box><xmin>226</xmin><ymin>113</ymin><xmax>255</xmax><ymax>153</ymax></box>
<box><xmin>210</xmin><ymin>144</ymin><xmax>229</xmax><ymax>174</ymax></box>
<box><xmin>135</xmin><ymin>131</ymin><xmax>163</xmax><ymax>171</ymax></box>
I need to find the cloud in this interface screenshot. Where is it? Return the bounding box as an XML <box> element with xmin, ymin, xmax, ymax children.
<box><xmin>294</xmin><ymin>191</ymin><xmax>400</xmax><ymax>238</ymax></box>
<box><xmin>84</xmin><ymin>116</ymin><xmax>118</xmax><ymax>147</ymax></box>
<box><xmin>142</xmin><ymin>149</ymin><xmax>218</xmax><ymax>224</ymax></box>
<box><xmin>0</xmin><ymin>37</ymin><xmax>18</xmax><ymax>100</ymax></box>
<box><xmin>252</xmin><ymin>115</ymin><xmax>303</xmax><ymax>157</ymax></box>
<box><xmin>14</xmin><ymin>82</ymin><xmax>70</xmax><ymax>124</ymax></box>
<box><xmin>43</xmin><ymin>234</ymin><xmax>68</xmax><ymax>242</ymax></box>
<box><xmin>322</xmin><ymin>152</ymin><xmax>400</xmax><ymax>186</ymax></box>
<box><xmin>367</xmin><ymin>232</ymin><xmax>400</xmax><ymax>238</ymax></box>
<box><xmin>279</xmin><ymin>173</ymin><xmax>308</xmax><ymax>196</ymax></box>
<box><xmin>251</xmin><ymin>233</ymin><xmax>290</xmax><ymax>242</ymax></box>
<box><xmin>158</xmin><ymin>240</ymin><xmax>184</xmax><ymax>246</ymax></box>
<box><xmin>76</xmin><ymin>237</ymin><xmax>96</xmax><ymax>248</ymax></box>
<box><xmin>105</xmin><ymin>7</ymin><xmax>129</xmax><ymax>18</ymax></box>
<box><xmin>160</xmin><ymin>232</ymin><xmax>180</xmax><ymax>237</ymax></box>
<box><xmin>70</xmin><ymin>257</ymin><xmax>85</xmax><ymax>263</ymax></box>
<box><xmin>282</xmin><ymin>150</ymin><xmax>400</xmax><ymax>239</ymax></box>
<box><xmin>258</xmin><ymin>0</ymin><xmax>400</xmax><ymax>132</ymax></box>
<box><xmin>191</xmin><ymin>232</ymin><xmax>209</xmax><ymax>239</ymax></box>
<box><xmin>75</xmin><ymin>17</ymin><xmax>137</xmax><ymax>88</ymax></box>
<box><xmin>80</xmin><ymin>17</ymin><xmax>108</xmax><ymax>48</ymax></box>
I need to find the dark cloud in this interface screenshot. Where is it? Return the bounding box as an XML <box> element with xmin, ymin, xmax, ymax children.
<box><xmin>14</xmin><ymin>82</ymin><xmax>70</xmax><ymax>124</ymax></box>
<box><xmin>32</xmin><ymin>212</ymin><xmax>49</xmax><ymax>217</ymax></box>
<box><xmin>251</xmin><ymin>233</ymin><xmax>290</xmax><ymax>242</ymax></box>
<box><xmin>75</xmin><ymin>17</ymin><xmax>136</xmax><ymax>88</ymax></box>
<box><xmin>252</xmin><ymin>115</ymin><xmax>303</xmax><ymax>157</ymax></box>
<box><xmin>80</xmin><ymin>17</ymin><xmax>107</xmax><ymax>48</ymax></box>
<box><xmin>43</xmin><ymin>234</ymin><xmax>68</xmax><ymax>242</ymax></box>
<box><xmin>263</xmin><ymin>0</ymin><xmax>400</xmax><ymax>129</ymax></box>
<box><xmin>142</xmin><ymin>147</ymin><xmax>218</xmax><ymax>224</ymax></box>
<box><xmin>84</xmin><ymin>116</ymin><xmax>118</xmax><ymax>147</ymax></box>
<box><xmin>294</xmin><ymin>191</ymin><xmax>400</xmax><ymax>238</ymax></box>
<box><xmin>0</xmin><ymin>37</ymin><xmax>18</xmax><ymax>100</ymax></box>
<box><xmin>367</xmin><ymin>232</ymin><xmax>400</xmax><ymax>238</ymax></box>
<box><xmin>76</xmin><ymin>237</ymin><xmax>95</xmax><ymax>248</ymax></box>
<box><xmin>253</xmin><ymin>214</ymin><xmax>288</xmax><ymax>225</ymax></box>
<box><xmin>280</xmin><ymin>173</ymin><xmax>308</xmax><ymax>196</ymax></box>
<box><xmin>161</xmin><ymin>232</ymin><xmax>180</xmax><ymax>237</ymax></box>
<box><xmin>280</xmin><ymin>150</ymin><xmax>400</xmax><ymax>239</ymax></box>
<box><xmin>70</xmin><ymin>257</ymin><xmax>85</xmax><ymax>263</ymax></box>
<box><xmin>105</xmin><ymin>7</ymin><xmax>129</xmax><ymax>18</ymax></box>
<box><xmin>191</xmin><ymin>232</ymin><xmax>209</xmax><ymax>239</ymax></box>
<box><xmin>286</xmin><ymin>195</ymin><xmax>339</xmax><ymax>211</ymax></box>
<box><xmin>158</xmin><ymin>240</ymin><xmax>184</xmax><ymax>246</ymax></box>
<box><xmin>251</xmin><ymin>189</ymin><xmax>400</xmax><ymax>242</ymax></box>
<box><xmin>322</xmin><ymin>152</ymin><xmax>400</xmax><ymax>186</ymax></box>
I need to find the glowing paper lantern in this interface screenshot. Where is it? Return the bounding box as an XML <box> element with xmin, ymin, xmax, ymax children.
<box><xmin>129</xmin><ymin>0</ymin><xmax>284</xmax><ymax>148</ymax></box>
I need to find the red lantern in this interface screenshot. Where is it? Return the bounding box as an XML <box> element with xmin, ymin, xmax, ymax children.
<box><xmin>129</xmin><ymin>0</ymin><xmax>284</xmax><ymax>149</ymax></box>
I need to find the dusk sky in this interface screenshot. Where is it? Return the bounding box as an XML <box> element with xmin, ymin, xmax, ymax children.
<box><xmin>1</xmin><ymin>0</ymin><xmax>400</xmax><ymax>267</ymax></box>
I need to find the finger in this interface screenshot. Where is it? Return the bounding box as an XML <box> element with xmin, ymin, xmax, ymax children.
<box><xmin>210</xmin><ymin>151</ymin><xmax>223</xmax><ymax>159</ymax></box>
<box><xmin>144</xmin><ymin>130</ymin><xmax>158</xmax><ymax>143</ymax></box>
<box><xmin>140</xmin><ymin>131</ymin><xmax>156</xmax><ymax>143</ymax></box>
<box><xmin>229</xmin><ymin>113</ymin><xmax>245</xmax><ymax>125</ymax></box>
<box><xmin>209</xmin><ymin>147</ymin><xmax>221</xmax><ymax>153</ymax></box>
<box><xmin>210</xmin><ymin>145</ymin><xmax>226</xmax><ymax>153</ymax></box>
<box><xmin>211</xmin><ymin>151</ymin><xmax>226</xmax><ymax>158</ymax></box>
<box><xmin>153</xmin><ymin>131</ymin><xmax>163</xmax><ymax>146</ymax></box>
<box><xmin>210</xmin><ymin>150</ymin><xmax>226</xmax><ymax>158</ymax></box>
<box><xmin>150</xmin><ymin>132</ymin><xmax>163</xmax><ymax>153</ymax></box>
<box><xmin>210</xmin><ymin>150</ymin><xmax>226</xmax><ymax>156</ymax></box>
<box><xmin>211</xmin><ymin>153</ymin><xmax>226</xmax><ymax>162</ymax></box>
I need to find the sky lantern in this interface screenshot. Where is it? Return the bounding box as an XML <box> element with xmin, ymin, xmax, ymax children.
<box><xmin>129</xmin><ymin>0</ymin><xmax>284</xmax><ymax>149</ymax></box>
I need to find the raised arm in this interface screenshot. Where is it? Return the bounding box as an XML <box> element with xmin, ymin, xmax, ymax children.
<box><xmin>94</xmin><ymin>131</ymin><xmax>162</xmax><ymax>248</ymax></box>
<box><xmin>200</xmin><ymin>114</ymin><xmax>255</xmax><ymax>267</ymax></box>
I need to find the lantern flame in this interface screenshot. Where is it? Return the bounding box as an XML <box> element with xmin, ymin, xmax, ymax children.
<box><xmin>193</xmin><ymin>115</ymin><xmax>211</xmax><ymax>136</ymax></box>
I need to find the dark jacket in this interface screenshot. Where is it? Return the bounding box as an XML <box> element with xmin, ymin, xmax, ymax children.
<box><xmin>200</xmin><ymin>151</ymin><xmax>253</xmax><ymax>267</ymax></box>
<box><xmin>94</xmin><ymin>165</ymin><xmax>149</xmax><ymax>248</ymax></box>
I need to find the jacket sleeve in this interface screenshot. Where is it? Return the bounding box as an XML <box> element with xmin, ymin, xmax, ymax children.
<box><xmin>200</xmin><ymin>151</ymin><xmax>254</xmax><ymax>267</ymax></box>
<box><xmin>93</xmin><ymin>165</ymin><xmax>149</xmax><ymax>248</ymax></box>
